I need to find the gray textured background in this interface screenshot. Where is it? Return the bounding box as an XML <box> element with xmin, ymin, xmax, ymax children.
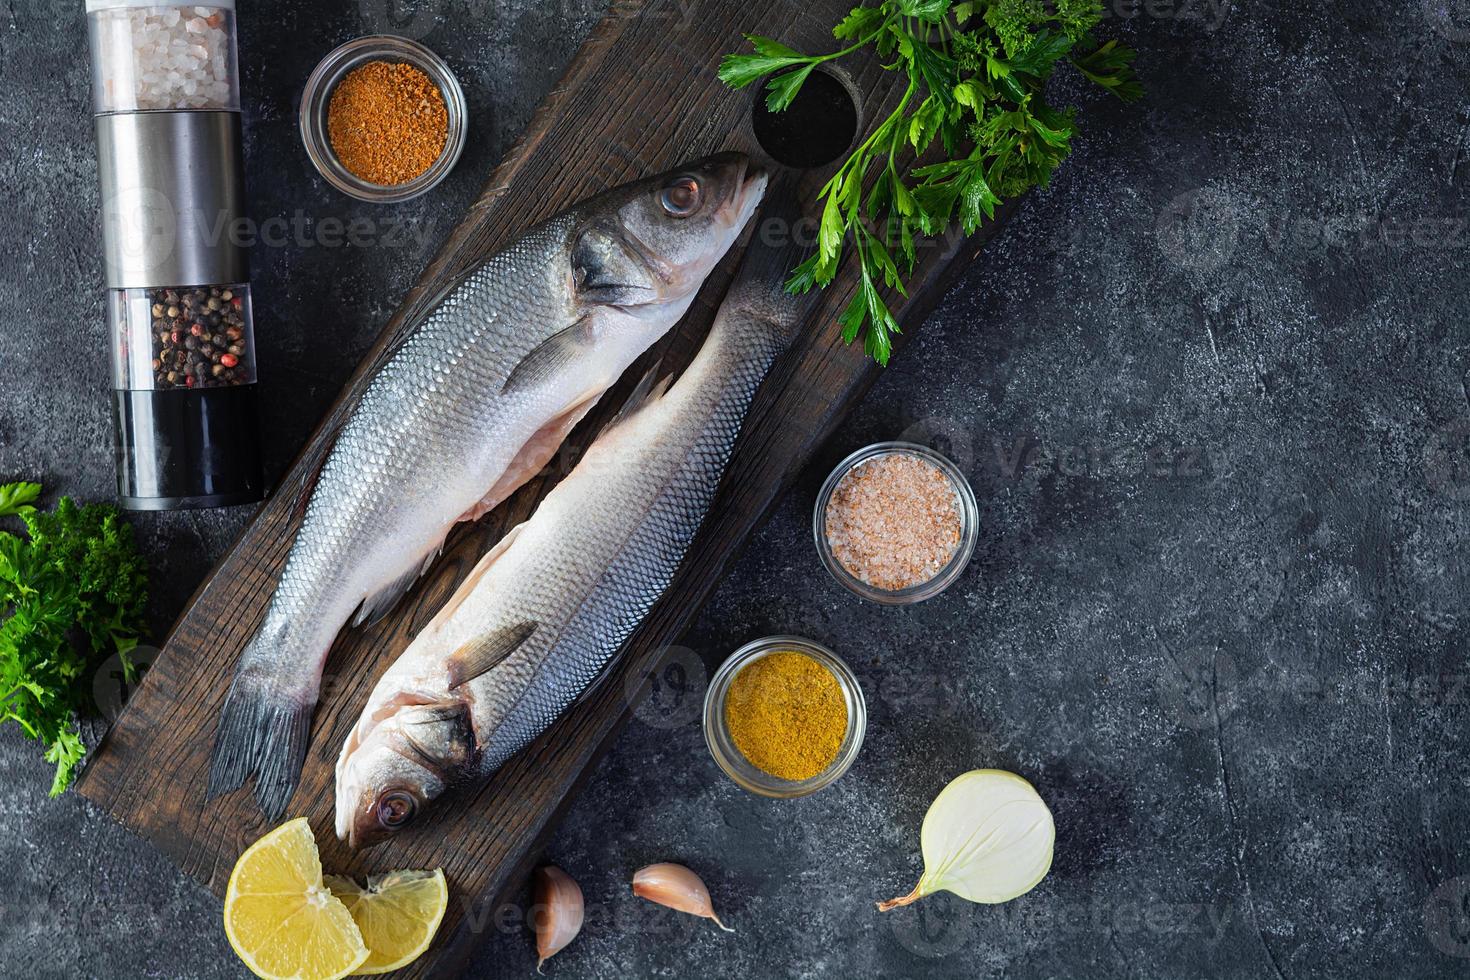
<box><xmin>3</xmin><ymin>0</ymin><xmax>1470</xmax><ymax>977</ymax></box>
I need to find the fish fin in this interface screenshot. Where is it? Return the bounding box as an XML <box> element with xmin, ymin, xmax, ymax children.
<box><xmin>460</xmin><ymin>388</ymin><xmax>605</xmax><ymax>522</ymax></box>
<box><xmin>418</xmin><ymin>524</ymin><xmax>526</xmax><ymax>637</ymax></box>
<box><xmin>207</xmin><ymin>671</ymin><xmax>313</xmax><ymax>822</ymax></box>
<box><xmin>351</xmin><ymin>542</ymin><xmax>445</xmax><ymax>630</ymax></box>
<box><xmin>446</xmin><ymin>621</ymin><xmax>539</xmax><ymax>689</ymax></box>
<box><xmin>602</xmin><ymin>363</ymin><xmax>673</xmax><ymax>434</ymax></box>
<box><xmin>501</xmin><ymin>317</ymin><xmax>595</xmax><ymax>395</ymax></box>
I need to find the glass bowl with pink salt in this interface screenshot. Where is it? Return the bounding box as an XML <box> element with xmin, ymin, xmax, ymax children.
<box><xmin>814</xmin><ymin>442</ymin><xmax>979</xmax><ymax>604</ymax></box>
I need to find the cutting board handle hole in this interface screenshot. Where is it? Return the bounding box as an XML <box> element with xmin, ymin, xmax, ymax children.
<box><xmin>750</xmin><ymin>66</ymin><xmax>862</xmax><ymax>170</ymax></box>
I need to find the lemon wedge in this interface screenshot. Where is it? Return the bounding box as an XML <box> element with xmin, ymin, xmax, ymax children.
<box><xmin>326</xmin><ymin>869</ymin><xmax>448</xmax><ymax>974</ymax></box>
<box><xmin>224</xmin><ymin>817</ymin><xmax>369</xmax><ymax>980</ymax></box>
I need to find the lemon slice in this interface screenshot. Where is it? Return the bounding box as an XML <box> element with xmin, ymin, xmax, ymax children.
<box><xmin>325</xmin><ymin>869</ymin><xmax>448</xmax><ymax>974</ymax></box>
<box><xmin>224</xmin><ymin>818</ymin><xmax>369</xmax><ymax>980</ymax></box>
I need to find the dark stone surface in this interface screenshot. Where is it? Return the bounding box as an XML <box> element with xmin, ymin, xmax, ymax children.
<box><xmin>2</xmin><ymin>0</ymin><xmax>1469</xmax><ymax>977</ymax></box>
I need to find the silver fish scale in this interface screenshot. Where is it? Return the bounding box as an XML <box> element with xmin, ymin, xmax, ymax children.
<box><xmin>257</xmin><ymin>216</ymin><xmax>582</xmax><ymax>681</ymax></box>
<box><xmin>467</xmin><ymin>314</ymin><xmax>788</xmax><ymax>773</ymax></box>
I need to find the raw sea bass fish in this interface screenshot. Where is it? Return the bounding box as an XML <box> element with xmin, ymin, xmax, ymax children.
<box><xmin>335</xmin><ymin>201</ymin><xmax>813</xmax><ymax>847</ymax></box>
<box><xmin>209</xmin><ymin>153</ymin><xmax>767</xmax><ymax>820</ymax></box>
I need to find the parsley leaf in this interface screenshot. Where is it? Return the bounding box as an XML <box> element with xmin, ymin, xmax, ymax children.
<box><xmin>0</xmin><ymin>482</ymin><xmax>40</xmax><ymax>518</ymax></box>
<box><xmin>0</xmin><ymin>482</ymin><xmax>149</xmax><ymax>795</ymax></box>
<box><xmin>1072</xmin><ymin>39</ymin><xmax>1144</xmax><ymax>102</ymax></box>
<box><xmin>721</xmin><ymin>0</ymin><xmax>1141</xmax><ymax>363</ymax></box>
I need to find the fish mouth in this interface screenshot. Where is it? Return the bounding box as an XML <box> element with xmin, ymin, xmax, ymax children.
<box><xmin>346</xmin><ymin>805</ymin><xmax>393</xmax><ymax>850</ymax></box>
<box><xmin>335</xmin><ymin>691</ymin><xmax>471</xmax><ymax>845</ymax></box>
<box><xmin>337</xmin><ymin>757</ymin><xmax>431</xmax><ymax>850</ymax></box>
<box><xmin>335</xmin><ymin>747</ymin><xmax>376</xmax><ymax>844</ymax></box>
<box><xmin>716</xmin><ymin>157</ymin><xmax>769</xmax><ymax>229</ymax></box>
<box><xmin>340</xmin><ymin>787</ymin><xmax>374</xmax><ymax>849</ymax></box>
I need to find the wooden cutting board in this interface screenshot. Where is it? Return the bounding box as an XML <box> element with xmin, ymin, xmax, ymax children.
<box><xmin>78</xmin><ymin>0</ymin><xmax>1016</xmax><ymax>974</ymax></box>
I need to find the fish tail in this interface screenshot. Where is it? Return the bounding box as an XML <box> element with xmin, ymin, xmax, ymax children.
<box><xmin>207</xmin><ymin>664</ymin><xmax>314</xmax><ymax>822</ymax></box>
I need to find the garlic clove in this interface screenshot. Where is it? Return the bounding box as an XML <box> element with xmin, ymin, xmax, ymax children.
<box><xmin>531</xmin><ymin>865</ymin><xmax>584</xmax><ymax>972</ymax></box>
<box><xmin>631</xmin><ymin>863</ymin><xmax>734</xmax><ymax>932</ymax></box>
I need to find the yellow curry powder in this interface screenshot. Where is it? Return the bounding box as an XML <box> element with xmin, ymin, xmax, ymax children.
<box><xmin>327</xmin><ymin>61</ymin><xmax>448</xmax><ymax>186</ymax></box>
<box><xmin>725</xmin><ymin>651</ymin><xmax>847</xmax><ymax>781</ymax></box>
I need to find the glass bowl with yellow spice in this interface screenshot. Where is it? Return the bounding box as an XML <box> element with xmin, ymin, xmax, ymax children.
<box><xmin>299</xmin><ymin>35</ymin><xmax>468</xmax><ymax>203</ymax></box>
<box><xmin>703</xmin><ymin>636</ymin><xmax>867</xmax><ymax>798</ymax></box>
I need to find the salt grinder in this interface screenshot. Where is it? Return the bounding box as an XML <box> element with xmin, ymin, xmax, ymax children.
<box><xmin>86</xmin><ymin>0</ymin><xmax>264</xmax><ymax>509</ymax></box>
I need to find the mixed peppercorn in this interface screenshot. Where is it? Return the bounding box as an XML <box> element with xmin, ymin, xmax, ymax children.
<box><xmin>147</xmin><ymin>285</ymin><xmax>250</xmax><ymax>389</ymax></box>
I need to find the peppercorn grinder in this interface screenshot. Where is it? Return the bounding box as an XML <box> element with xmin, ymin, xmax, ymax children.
<box><xmin>86</xmin><ymin>0</ymin><xmax>264</xmax><ymax>509</ymax></box>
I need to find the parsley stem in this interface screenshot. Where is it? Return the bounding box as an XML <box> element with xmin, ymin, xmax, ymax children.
<box><xmin>816</xmin><ymin>23</ymin><xmax>892</xmax><ymax>65</ymax></box>
<box><xmin>3</xmin><ymin>710</ymin><xmax>39</xmax><ymax>739</ymax></box>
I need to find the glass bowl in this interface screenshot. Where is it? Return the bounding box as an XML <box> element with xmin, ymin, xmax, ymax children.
<box><xmin>702</xmin><ymin>635</ymin><xmax>867</xmax><ymax>798</ymax></box>
<box><xmin>299</xmin><ymin>35</ymin><xmax>468</xmax><ymax>203</ymax></box>
<box><xmin>813</xmin><ymin>441</ymin><xmax>979</xmax><ymax>605</ymax></box>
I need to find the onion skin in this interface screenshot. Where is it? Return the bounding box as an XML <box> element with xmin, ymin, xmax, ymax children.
<box><xmin>631</xmin><ymin>863</ymin><xmax>734</xmax><ymax>931</ymax></box>
<box><xmin>532</xmin><ymin>865</ymin><xmax>584</xmax><ymax>972</ymax></box>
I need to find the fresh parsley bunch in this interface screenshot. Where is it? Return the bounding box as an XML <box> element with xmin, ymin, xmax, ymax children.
<box><xmin>720</xmin><ymin>0</ymin><xmax>1141</xmax><ymax>363</ymax></box>
<box><xmin>0</xmin><ymin>482</ymin><xmax>149</xmax><ymax>794</ymax></box>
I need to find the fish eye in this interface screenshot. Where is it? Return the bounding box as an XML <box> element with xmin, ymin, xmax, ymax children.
<box><xmin>659</xmin><ymin>176</ymin><xmax>702</xmax><ymax>217</ymax></box>
<box><xmin>376</xmin><ymin>789</ymin><xmax>418</xmax><ymax>829</ymax></box>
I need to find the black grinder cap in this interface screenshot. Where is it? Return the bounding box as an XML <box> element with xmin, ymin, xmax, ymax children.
<box><xmin>112</xmin><ymin>385</ymin><xmax>264</xmax><ymax>510</ymax></box>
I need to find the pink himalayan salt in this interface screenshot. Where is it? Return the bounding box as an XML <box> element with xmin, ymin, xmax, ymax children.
<box><xmin>824</xmin><ymin>452</ymin><xmax>961</xmax><ymax>591</ymax></box>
